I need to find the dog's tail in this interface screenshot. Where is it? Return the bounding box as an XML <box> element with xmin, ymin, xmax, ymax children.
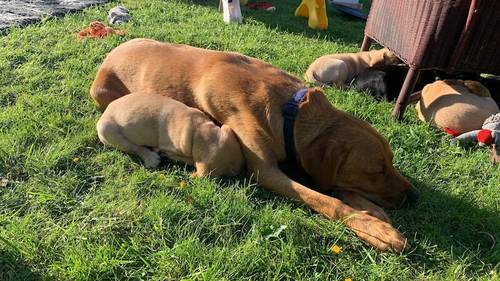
<box><xmin>304</xmin><ymin>68</ymin><xmax>323</xmax><ymax>86</ymax></box>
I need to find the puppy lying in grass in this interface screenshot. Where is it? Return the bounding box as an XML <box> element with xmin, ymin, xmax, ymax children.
<box><xmin>97</xmin><ymin>93</ymin><xmax>244</xmax><ymax>177</ymax></box>
<box><xmin>304</xmin><ymin>48</ymin><xmax>400</xmax><ymax>86</ymax></box>
<box><xmin>416</xmin><ymin>80</ymin><xmax>499</xmax><ymax>134</ymax></box>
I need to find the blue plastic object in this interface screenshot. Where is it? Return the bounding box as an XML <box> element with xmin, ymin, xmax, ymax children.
<box><xmin>331</xmin><ymin>3</ymin><xmax>367</xmax><ymax>20</ymax></box>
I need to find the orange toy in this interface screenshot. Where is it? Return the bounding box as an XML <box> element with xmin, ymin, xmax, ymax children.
<box><xmin>78</xmin><ymin>21</ymin><xmax>125</xmax><ymax>39</ymax></box>
<box><xmin>295</xmin><ymin>0</ymin><xmax>328</xmax><ymax>30</ymax></box>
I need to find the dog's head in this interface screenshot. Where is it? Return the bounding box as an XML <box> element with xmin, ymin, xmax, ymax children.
<box><xmin>383</xmin><ymin>50</ymin><xmax>401</xmax><ymax>65</ymax></box>
<box><xmin>297</xmin><ymin>89</ymin><xmax>418</xmax><ymax>209</ymax></box>
<box><xmin>371</xmin><ymin>48</ymin><xmax>402</xmax><ymax>67</ymax></box>
<box><xmin>212</xmin><ymin>124</ymin><xmax>245</xmax><ymax>176</ymax></box>
<box><xmin>194</xmin><ymin>123</ymin><xmax>244</xmax><ymax>177</ymax></box>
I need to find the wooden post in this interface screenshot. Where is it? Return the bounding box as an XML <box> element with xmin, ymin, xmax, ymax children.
<box><xmin>361</xmin><ymin>35</ymin><xmax>372</xmax><ymax>51</ymax></box>
<box><xmin>392</xmin><ymin>67</ymin><xmax>420</xmax><ymax>120</ymax></box>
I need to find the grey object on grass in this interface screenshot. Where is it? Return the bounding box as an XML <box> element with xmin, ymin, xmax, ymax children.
<box><xmin>0</xmin><ymin>0</ymin><xmax>108</xmax><ymax>32</ymax></box>
<box><xmin>108</xmin><ymin>6</ymin><xmax>130</xmax><ymax>25</ymax></box>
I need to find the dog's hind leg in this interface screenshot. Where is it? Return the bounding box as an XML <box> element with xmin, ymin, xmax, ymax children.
<box><xmin>96</xmin><ymin>119</ymin><xmax>160</xmax><ymax>168</ymax></box>
<box><xmin>90</xmin><ymin>69</ymin><xmax>130</xmax><ymax>110</ymax></box>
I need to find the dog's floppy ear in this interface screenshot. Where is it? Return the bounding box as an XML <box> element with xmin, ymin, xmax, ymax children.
<box><xmin>300</xmin><ymin>135</ymin><xmax>349</xmax><ymax>188</ymax></box>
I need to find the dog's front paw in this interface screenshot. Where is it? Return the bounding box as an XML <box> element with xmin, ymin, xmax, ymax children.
<box><xmin>360</xmin><ymin>209</ymin><xmax>391</xmax><ymax>224</ymax></box>
<box><xmin>141</xmin><ymin>149</ymin><xmax>161</xmax><ymax>168</ymax></box>
<box><xmin>345</xmin><ymin>211</ymin><xmax>407</xmax><ymax>252</ymax></box>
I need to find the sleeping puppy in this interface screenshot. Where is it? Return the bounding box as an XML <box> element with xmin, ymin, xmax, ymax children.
<box><xmin>304</xmin><ymin>48</ymin><xmax>400</xmax><ymax>87</ymax></box>
<box><xmin>351</xmin><ymin>65</ymin><xmax>408</xmax><ymax>101</ymax></box>
<box><xmin>97</xmin><ymin>93</ymin><xmax>244</xmax><ymax>177</ymax></box>
<box><xmin>416</xmin><ymin>80</ymin><xmax>499</xmax><ymax>134</ymax></box>
<box><xmin>351</xmin><ymin>65</ymin><xmax>436</xmax><ymax>101</ymax></box>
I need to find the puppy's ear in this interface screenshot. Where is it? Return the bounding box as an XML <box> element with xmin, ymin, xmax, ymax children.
<box><xmin>300</xmin><ymin>136</ymin><xmax>348</xmax><ymax>188</ymax></box>
<box><xmin>463</xmin><ymin>80</ymin><xmax>491</xmax><ymax>97</ymax></box>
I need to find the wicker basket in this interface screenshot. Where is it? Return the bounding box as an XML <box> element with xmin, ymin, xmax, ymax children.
<box><xmin>365</xmin><ymin>0</ymin><xmax>470</xmax><ymax>70</ymax></box>
<box><xmin>362</xmin><ymin>0</ymin><xmax>500</xmax><ymax>118</ymax></box>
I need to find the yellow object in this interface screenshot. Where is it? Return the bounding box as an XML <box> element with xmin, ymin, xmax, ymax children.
<box><xmin>240</xmin><ymin>0</ymin><xmax>248</xmax><ymax>5</ymax></box>
<box><xmin>295</xmin><ymin>0</ymin><xmax>328</xmax><ymax>30</ymax></box>
<box><xmin>330</xmin><ymin>244</ymin><xmax>343</xmax><ymax>254</ymax></box>
<box><xmin>179</xmin><ymin>180</ymin><xmax>187</xmax><ymax>189</ymax></box>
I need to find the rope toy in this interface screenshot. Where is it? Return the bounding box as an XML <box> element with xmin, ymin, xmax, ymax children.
<box><xmin>78</xmin><ymin>21</ymin><xmax>125</xmax><ymax>39</ymax></box>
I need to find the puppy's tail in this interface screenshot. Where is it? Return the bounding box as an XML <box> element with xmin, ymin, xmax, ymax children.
<box><xmin>304</xmin><ymin>69</ymin><xmax>323</xmax><ymax>86</ymax></box>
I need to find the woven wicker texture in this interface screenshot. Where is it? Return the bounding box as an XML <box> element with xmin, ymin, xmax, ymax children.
<box><xmin>365</xmin><ymin>0</ymin><xmax>500</xmax><ymax>74</ymax></box>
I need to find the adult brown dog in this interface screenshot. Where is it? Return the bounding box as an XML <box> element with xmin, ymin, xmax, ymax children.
<box><xmin>91</xmin><ymin>38</ymin><xmax>418</xmax><ymax>252</ymax></box>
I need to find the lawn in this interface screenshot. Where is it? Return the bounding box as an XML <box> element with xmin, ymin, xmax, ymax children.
<box><xmin>0</xmin><ymin>0</ymin><xmax>498</xmax><ymax>280</ymax></box>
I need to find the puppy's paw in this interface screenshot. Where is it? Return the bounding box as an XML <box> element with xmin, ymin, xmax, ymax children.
<box><xmin>345</xmin><ymin>212</ymin><xmax>407</xmax><ymax>252</ymax></box>
<box><xmin>141</xmin><ymin>150</ymin><xmax>161</xmax><ymax>168</ymax></box>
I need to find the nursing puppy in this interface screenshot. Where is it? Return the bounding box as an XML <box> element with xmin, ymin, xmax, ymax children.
<box><xmin>97</xmin><ymin>93</ymin><xmax>244</xmax><ymax>177</ymax></box>
<box><xmin>305</xmin><ymin>48</ymin><xmax>400</xmax><ymax>86</ymax></box>
<box><xmin>416</xmin><ymin>80</ymin><xmax>499</xmax><ymax>134</ymax></box>
<box><xmin>91</xmin><ymin>39</ymin><xmax>418</xmax><ymax>252</ymax></box>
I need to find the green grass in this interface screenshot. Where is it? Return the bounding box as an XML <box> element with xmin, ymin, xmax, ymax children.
<box><xmin>0</xmin><ymin>0</ymin><xmax>498</xmax><ymax>280</ymax></box>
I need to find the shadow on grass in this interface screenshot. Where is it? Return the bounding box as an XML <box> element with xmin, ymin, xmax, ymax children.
<box><xmin>202</xmin><ymin>161</ymin><xmax>499</xmax><ymax>273</ymax></box>
<box><xmin>201</xmin><ymin>161</ymin><xmax>499</xmax><ymax>273</ymax></box>
<box><xmin>187</xmin><ymin>0</ymin><xmax>369</xmax><ymax>46</ymax></box>
<box><xmin>390</xmin><ymin>176</ymin><xmax>499</xmax><ymax>272</ymax></box>
<box><xmin>0</xmin><ymin>250</ymin><xmax>41</xmax><ymax>281</ymax></box>
<box><xmin>142</xmin><ymin>149</ymin><xmax>499</xmax><ymax>274</ymax></box>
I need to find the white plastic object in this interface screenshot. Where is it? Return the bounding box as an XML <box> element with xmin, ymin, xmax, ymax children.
<box><xmin>221</xmin><ymin>0</ymin><xmax>242</xmax><ymax>24</ymax></box>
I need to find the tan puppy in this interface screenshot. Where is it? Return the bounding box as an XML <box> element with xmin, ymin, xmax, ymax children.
<box><xmin>416</xmin><ymin>80</ymin><xmax>499</xmax><ymax>134</ymax></box>
<box><xmin>304</xmin><ymin>48</ymin><xmax>399</xmax><ymax>86</ymax></box>
<box><xmin>97</xmin><ymin>93</ymin><xmax>244</xmax><ymax>177</ymax></box>
<box><xmin>91</xmin><ymin>39</ymin><xmax>418</xmax><ymax>252</ymax></box>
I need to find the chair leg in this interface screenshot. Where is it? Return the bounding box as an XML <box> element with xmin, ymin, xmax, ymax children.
<box><xmin>361</xmin><ymin>35</ymin><xmax>372</xmax><ymax>51</ymax></box>
<box><xmin>392</xmin><ymin>67</ymin><xmax>420</xmax><ymax>120</ymax></box>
